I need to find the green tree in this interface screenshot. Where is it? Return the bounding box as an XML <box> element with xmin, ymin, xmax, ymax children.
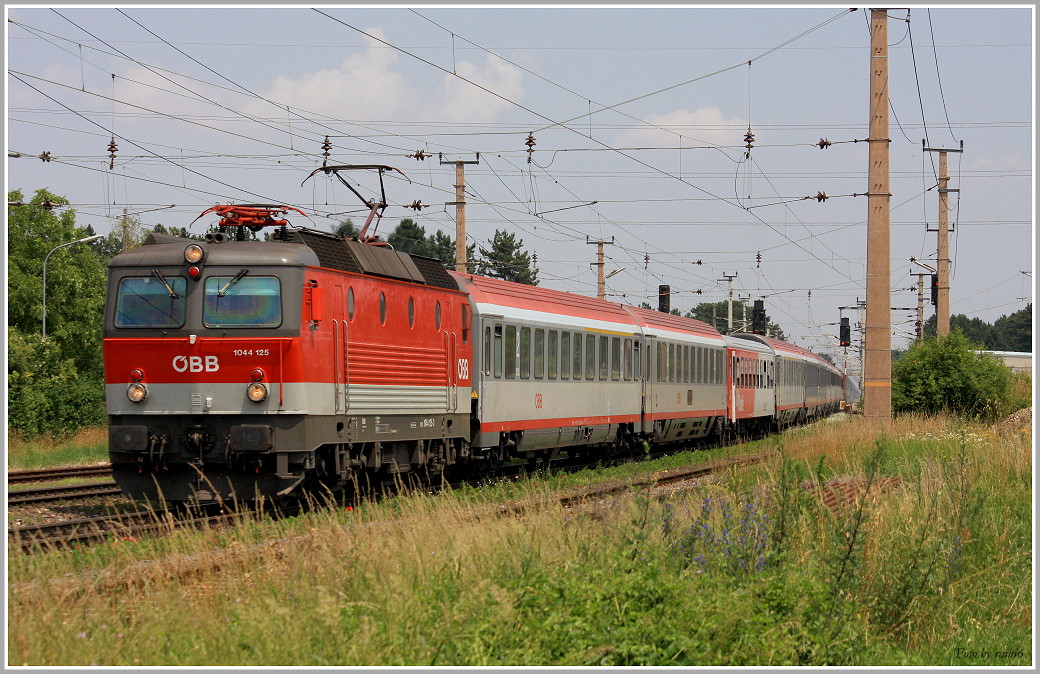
<box><xmin>387</xmin><ymin>218</ymin><xmax>430</xmax><ymax>255</ymax></box>
<box><xmin>993</xmin><ymin>304</ymin><xmax>1032</xmax><ymax>352</ymax></box>
<box><xmin>8</xmin><ymin>189</ymin><xmax>108</xmax><ymax>436</ymax></box>
<box><xmin>7</xmin><ymin>189</ymin><xmax>107</xmax><ymax>370</ymax></box>
<box><xmin>334</xmin><ymin>218</ymin><xmax>360</xmax><ymax>239</ymax></box>
<box><xmin>892</xmin><ymin>330</ymin><xmax>1017</xmax><ymax>421</ymax></box>
<box><xmin>923</xmin><ymin>313</ymin><xmax>997</xmax><ymax>347</ymax></box>
<box><xmin>424</xmin><ymin>229</ymin><xmax>475</xmax><ymax>271</ymax></box>
<box><xmin>474</xmin><ymin>230</ymin><xmax>539</xmax><ymax>285</ymax></box>
<box><xmin>151</xmin><ymin>223</ymin><xmax>205</xmax><ymax>241</ymax></box>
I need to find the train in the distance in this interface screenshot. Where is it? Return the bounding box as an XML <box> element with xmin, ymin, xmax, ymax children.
<box><xmin>104</xmin><ymin>201</ymin><xmax>844</xmax><ymax>503</ymax></box>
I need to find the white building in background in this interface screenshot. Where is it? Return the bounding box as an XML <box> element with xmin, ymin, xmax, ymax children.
<box><xmin>977</xmin><ymin>351</ymin><xmax>1033</xmax><ymax>376</ymax></box>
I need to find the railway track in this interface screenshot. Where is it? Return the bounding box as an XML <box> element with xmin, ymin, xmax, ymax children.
<box><xmin>8</xmin><ymin>464</ymin><xmax>113</xmax><ymax>485</ymax></box>
<box><xmin>8</xmin><ymin>445</ymin><xmax>772</xmax><ymax>554</ymax></box>
<box><xmin>8</xmin><ymin>506</ymin><xmax>269</xmax><ymax>554</ymax></box>
<box><xmin>8</xmin><ymin>480</ymin><xmax>124</xmax><ymax>505</ymax></box>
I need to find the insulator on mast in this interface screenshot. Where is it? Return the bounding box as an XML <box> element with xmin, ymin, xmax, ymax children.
<box><xmin>321</xmin><ymin>136</ymin><xmax>332</xmax><ymax>166</ymax></box>
<box><xmin>744</xmin><ymin>127</ymin><xmax>755</xmax><ymax>157</ymax></box>
<box><xmin>107</xmin><ymin>137</ymin><xmax>118</xmax><ymax>170</ymax></box>
<box><xmin>525</xmin><ymin>132</ymin><xmax>536</xmax><ymax>163</ymax></box>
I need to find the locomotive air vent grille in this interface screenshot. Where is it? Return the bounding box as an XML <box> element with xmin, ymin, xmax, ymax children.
<box><xmin>409</xmin><ymin>254</ymin><xmax>460</xmax><ymax>291</ymax></box>
<box><xmin>288</xmin><ymin>229</ymin><xmax>364</xmax><ymax>275</ymax></box>
<box><xmin>347</xmin><ymin>241</ymin><xmax>426</xmax><ymax>284</ymax></box>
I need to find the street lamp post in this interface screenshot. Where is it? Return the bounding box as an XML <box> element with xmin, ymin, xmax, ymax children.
<box><xmin>42</xmin><ymin>234</ymin><xmax>104</xmax><ymax>338</ymax></box>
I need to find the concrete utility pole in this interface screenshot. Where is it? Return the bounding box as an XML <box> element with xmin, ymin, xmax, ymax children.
<box><xmin>923</xmin><ymin>141</ymin><xmax>963</xmax><ymax>337</ymax></box>
<box><xmin>439</xmin><ymin>153</ymin><xmax>480</xmax><ymax>274</ymax></box>
<box><xmin>587</xmin><ymin>236</ymin><xmax>615</xmax><ymax>300</ymax></box>
<box><xmin>719</xmin><ymin>272</ymin><xmax>737</xmax><ymax>333</ymax></box>
<box><xmin>864</xmin><ymin>8</ymin><xmax>892</xmax><ymax>419</ymax></box>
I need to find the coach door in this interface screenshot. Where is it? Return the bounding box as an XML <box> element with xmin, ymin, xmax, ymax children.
<box><xmin>640</xmin><ymin>334</ymin><xmax>656</xmax><ymax>434</ymax></box>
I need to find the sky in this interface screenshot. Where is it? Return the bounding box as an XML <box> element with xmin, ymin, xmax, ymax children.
<box><xmin>5</xmin><ymin>5</ymin><xmax>1035</xmax><ymax>370</ymax></box>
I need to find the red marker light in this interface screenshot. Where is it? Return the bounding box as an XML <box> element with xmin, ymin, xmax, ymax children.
<box><xmin>250</xmin><ymin>368</ymin><xmax>264</xmax><ymax>382</ymax></box>
<box><xmin>130</xmin><ymin>369</ymin><xmax>144</xmax><ymax>382</ymax></box>
<box><xmin>188</xmin><ymin>266</ymin><xmax>201</xmax><ymax>279</ymax></box>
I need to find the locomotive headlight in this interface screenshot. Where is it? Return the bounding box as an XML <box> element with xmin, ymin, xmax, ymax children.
<box><xmin>184</xmin><ymin>244</ymin><xmax>204</xmax><ymax>264</ymax></box>
<box><xmin>127</xmin><ymin>383</ymin><xmax>148</xmax><ymax>403</ymax></box>
<box><xmin>246</xmin><ymin>382</ymin><xmax>268</xmax><ymax>403</ymax></box>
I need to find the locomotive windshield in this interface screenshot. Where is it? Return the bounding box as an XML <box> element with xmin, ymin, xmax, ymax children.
<box><xmin>114</xmin><ymin>276</ymin><xmax>187</xmax><ymax>328</ymax></box>
<box><xmin>203</xmin><ymin>275</ymin><xmax>282</xmax><ymax>328</ymax></box>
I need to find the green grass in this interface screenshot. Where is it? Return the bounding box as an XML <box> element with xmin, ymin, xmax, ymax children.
<box><xmin>7</xmin><ymin>414</ymin><xmax>1032</xmax><ymax>666</ymax></box>
<box><xmin>7</xmin><ymin>426</ymin><xmax>109</xmax><ymax>470</ymax></box>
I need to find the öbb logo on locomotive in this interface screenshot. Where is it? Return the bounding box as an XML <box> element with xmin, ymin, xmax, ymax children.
<box><xmin>171</xmin><ymin>355</ymin><xmax>220</xmax><ymax>373</ymax></box>
<box><xmin>103</xmin><ymin>192</ymin><xmax>844</xmax><ymax>505</ymax></box>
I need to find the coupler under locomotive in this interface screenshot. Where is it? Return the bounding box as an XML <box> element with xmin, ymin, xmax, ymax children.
<box><xmin>108</xmin><ymin>415</ymin><xmax>315</xmax><ymax>503</ymax></box>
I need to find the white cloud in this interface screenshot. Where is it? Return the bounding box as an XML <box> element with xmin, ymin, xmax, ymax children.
<box><xmin>243</xmin><ymin>28</ymin><xmax>523</xmax><ymax>125</ymax></box>
<box><xmin>970</xmin><ymin>153</ymin><xmax>1028</xmax><ymax>172</ymax></box>
<box><xmin>254</xmin><ymin>27</ymin><xmax>408</xmax><ymax>121</ymax></box>
<box><xmin>615</xmin><ymin>106</ymin><xmax>746</xmax><ymax>149</ymax></box>
<box><xmin>427</xmin><ymin>55</ymin><xmax>525</xmax><ymax>124</ymax></box>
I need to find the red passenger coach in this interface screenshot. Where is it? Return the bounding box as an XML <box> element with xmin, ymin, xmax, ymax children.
<box><xmin>730</xmin><ymin>333</ymin><xmax>844</xmax><ymax>426</ymax></box>
<box><xmin>723</xmin><ymin>334</ymin><xmax>777</xmax><ymax>436</ymax></box>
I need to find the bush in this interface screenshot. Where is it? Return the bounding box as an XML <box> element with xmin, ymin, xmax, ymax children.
<box><xmin>892</xmin><ymin>330</ymin><xmax>1019</xmax><ymax>421</ymax></box>
<box><xmin>7</xmin><ymin>327</ymin><xmax>106</xmax><ymax>438</ymax></box>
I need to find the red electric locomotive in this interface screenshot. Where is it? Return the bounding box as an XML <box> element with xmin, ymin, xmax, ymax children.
<box><xmin>105</xmin><ymin>204</ymin><xmax>475</xmax><ymax>502</ymax></box>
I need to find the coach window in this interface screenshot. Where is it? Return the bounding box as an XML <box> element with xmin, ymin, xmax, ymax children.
<box><xmin>633</xmin><ymin>341</ymin><xmax>641</xmax><ymax>380</ymax></box>
<box><xmin>585</xmin><ymin>334</ymin><xmax>597</xmax><ymax>380</ymax></box>
<box><xmin>669</xmin><ymin>343</ymin><xmax>676</xmax><ymax>383</ymax></box>
<box><xmin>598</xmin><ymin>336</ymin><xmax>608</xmax><ymax>380</ymax></box>
<box><xmin>572</xmin><ymin>332</ymin><xmax>583</xmax><ymax>380</ymax></box>
<box><xmin>407</xmin><ymin>297</ymin><xmax>415</xmax><ymax>328</ymax></box>
<box><xmin>623</xmin><ymin>338</ymin><xmax>633</xmax><ymax>381</ymax></box>
<box><xmin>505</xmin><ymin>325</ymin><xmax>517</xmax><ymax>378</ymax></box>
<box><xmin>435</xmin><ymin>301</ymin><xmax>441</xmax><ymax>331</ymax></box>
<box><xmin>493</xmin><ymin>324</ymin><xmax>504</xmax><ymax>378</ymax></box>
<box><xmin>520</xmin><ymin>327</ymin><xmax>532</xmax><ymax>379</ymax></box>
<box><xmin>547</xmin><ymin>330</ymin><xmax>557</xmax><ymax>380</ymax></box>
<box><xmin>483</xmin><ymin>326</ymin><xmax>492</xmax><ymax>376</ymax></box>
<box><xmin>561</xmin><ymin>332</ymin><xmax>571</xmax><ymax>380</ymax></box>
<box><xmin>534</xmin><ymin>328</ymin><xmax>545</xmax><ymax>379</ymax></box>
<box><xmin>611</xmin><ymin>337</ymin><xmax>621</xmax><ymax>381</ymax></box>
<box><xmin>347</xmin><ymin>288</ymin><xmax>355</xmax><ymax>321</ymax></box>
